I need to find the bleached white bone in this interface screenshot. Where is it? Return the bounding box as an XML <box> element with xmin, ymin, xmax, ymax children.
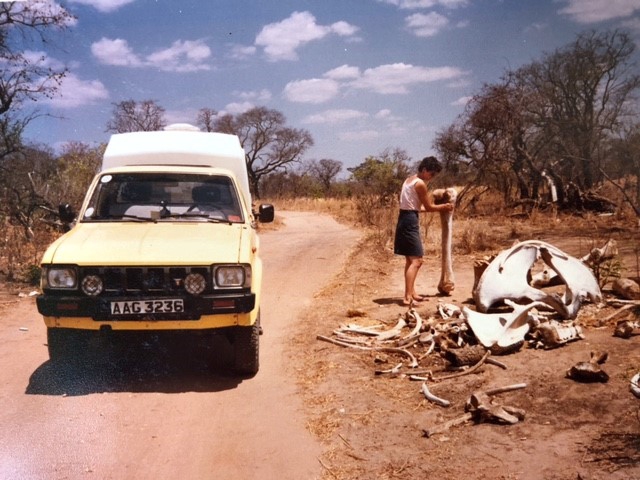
<box><xmin>473</xmin><ymin>240</ymin><xmax>601</xmax><ymax>319</ymax></box>
<box><xmin>538</xmin><ymin>245</ymin><xmax>602</xmax><ymax>318</ymax></box>
<box><xmin>580</xmin><ymin>239</ymin><xmax>618</xmax><ymax>265</ymax></box>
<box><xmin>433</xmin><ymin>188</ymin><xmax>457</xmax><ymax>295</ymax></box>
<box><xmin>463</xmin><ymin>300</ymin><xmax>546</xmax><ymax>348</ymax></box>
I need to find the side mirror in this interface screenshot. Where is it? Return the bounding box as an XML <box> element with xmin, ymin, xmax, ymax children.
<box><xmin>258</xmin><ymin>204</ymin><xmax>274</xmax><ymax>223</ymax></box>
<box><xmin>58</xmin><ymin>203</ymin><xmax>76</xmax><ymax>227</ymax></box>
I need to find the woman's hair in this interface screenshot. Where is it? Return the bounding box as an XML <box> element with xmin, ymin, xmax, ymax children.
<box><xmin>418</xmin><ymin>156</ymin><xmax>443</xmax><ymax>174</ymax></box>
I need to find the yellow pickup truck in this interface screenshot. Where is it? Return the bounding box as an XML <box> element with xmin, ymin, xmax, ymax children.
<box><xmin>36</xmin><ymin>124</ymin><xmax>273</xmax><ymax>375</ymax></box>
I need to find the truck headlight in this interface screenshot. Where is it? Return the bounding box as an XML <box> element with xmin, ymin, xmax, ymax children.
<box><xmin>214</xmin><ymin>265</ymin><xmax>251</xmax><ymax>288</ymax></box>
<box><xmin>45</xmin><ymin>267</ymin><xmax>78</xmax><ymax>289</ymax></box>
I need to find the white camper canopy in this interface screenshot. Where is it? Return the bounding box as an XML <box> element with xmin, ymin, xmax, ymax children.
<box><xmin>102</xmin><ymin>125</ymin><xmax>251</xmax><ymax>203</ymax></box>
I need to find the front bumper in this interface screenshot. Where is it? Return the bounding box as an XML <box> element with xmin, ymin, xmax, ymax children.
<box><xmin>37</xmin><ymin>292</ymin><xmax>255</xmax><ymax>321</ymax></box>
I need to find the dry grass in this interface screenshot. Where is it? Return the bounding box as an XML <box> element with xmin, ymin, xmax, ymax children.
<box><xmin>0</xmin><ymin>223</ymin><xmax>56</xmax><ymax>284</ymax></box>
<box><xmin>268</xmin><ymin>195</ymin><xmax>639</xmax><ymax>269</ymax></box>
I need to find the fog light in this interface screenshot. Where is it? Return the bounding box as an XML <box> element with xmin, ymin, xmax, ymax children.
<box><xmin>184</xmin><ymin>273</ymin><xmax>206</xmax><ymax>295</ymax></box>
<box><xmin>81</xmin><ymin>275</ymin><xmax>104</xmax><ymax>296</ymax></box>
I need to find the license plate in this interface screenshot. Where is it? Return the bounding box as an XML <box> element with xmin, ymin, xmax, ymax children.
<box><xmin>110</xmin><ymin>299</ymin><xmax>184</xmax><ymax>315</ymax></box>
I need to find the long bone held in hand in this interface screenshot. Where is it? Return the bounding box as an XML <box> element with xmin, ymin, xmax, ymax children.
<box><xmin>432</xmin><ymin>188</ymin><xmax>458</xmax><ymax>295</ymax></box>
<box><xmin>473</xmin><ymin>240</ymin><xmax>602</xmax><ymax>319</ymax></box>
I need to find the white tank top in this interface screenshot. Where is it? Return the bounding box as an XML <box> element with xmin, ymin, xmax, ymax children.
<box><xmin>399</xmin><ymin>177</ymin><xmax>421</xmax><ymax>211</ymax></box>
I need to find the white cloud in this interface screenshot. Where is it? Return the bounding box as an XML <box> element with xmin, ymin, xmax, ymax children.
<box><xmin>255</xmin><ymin>11</ymin><xmax>359</xmax><ymax>61</ymax></box>
<box><xmin>378</xmin><ymin>0</ymin><xmax>468</xmax><ymax>9</ymax></box>
<box><xmin>283</xmin><ymin>62</ymin><xmax>466</xmax><ymax>104</ymax></box>
<box><xmin>12</xmin><ymin>1</ymin><xmax>78</xmax><ymax>26</ymax></box>
<box><xmin>236</xmin><ymin>89</ymin><xmax>272</xmax><ymax>102</ymax></box>
<box><xmin>283</xmin><ymin>78</ymin><xmax>341</xmax><ymax>103</ymax></box>
<box><xmin>228</xmin><ymin>44</ymin><xmax>257</xmax><ymax>60</ymax></box>
<box><xmin>68</xmin><ymin>0</ymin><xmax>136</xmax><ymax>13</ymax></box>
<box><xmin>325</xmin><ymin>64</ymin><xmax>361</xmax><ymax>80</ymax></box>
<box><xmin>91</xmin><ymin>38</ymin><xmax>142</xmax><ymax>66</ymax></box>
<box><xmin>224</xmin><ymin>101</ymin><xmax>255</xmax><ymax>114</ymax></box>
<box><xmin>350</xmin><ymin>63</ymin><xmax>466</xmax><ymax>94</ymax></box>
<box><xmin>44</xmin><ymin>73</ymin><xmax>109</xmax><ymax>108</ymax></box>
<box><xmin>375</xmin><ymin>109</ymin><xmax>395</xmax><ymax>119</ymax></box>
<box><xmin>164</xmin><ymin>108</ymin><xmax>202</xmax><ymax>125</ymax></box>
<box><xmin>146</xmin><ymin>40</ymin><xmax>212</xmax><ymax>72</ymax></box>
<box><xmin>302</xmin><ymin>109</ymin><xmax>368</xmax><ymax>124</ymax></box>
<box><xmin>558</xmin><ymin>0</ymin><xmax>640</xmax><ymax>23</ymax></box>
<box><xmin>91</xmin><ymin>38</ymin><xmax>211</xmax><ymax>72</ymax></box>
<box><xmin>406</xmin><ymin>12</ymin><xmax>449</xmax><ymax>36</ymax></box>
<box><xmin>330</xmin><ymin>20</ymin><xmax>360</xmax><ymax>36</ymax></box>
<box><xmin>452</xmin><ymin>96</ymin><xmax>471</xmax><ymax>106</ymax></box>
<box><xmin>339</xmin><ymin>130</ymin><xmax>380</xmax><ymax>141</ymax></box>
<box><xmin>525</xmin><ymin>22</ymin><xmax>550</xmax><ymax>33</ymax></box>
<box><xmin>21</xmin><ymin>50</ymin><xmax>65</xmax><ymax>70</ymax></box>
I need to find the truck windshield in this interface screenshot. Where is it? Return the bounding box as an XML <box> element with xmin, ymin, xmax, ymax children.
<box><xmin>82</xmin><ymin>173</ymin><xmax>245</xmax><ymax>223</ymax></box>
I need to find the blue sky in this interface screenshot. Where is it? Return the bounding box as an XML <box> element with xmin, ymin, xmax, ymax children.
<box><xmin>21</xmin><ymin>0</ymin><xmax>640</xmax><ymax>171</ymax></box>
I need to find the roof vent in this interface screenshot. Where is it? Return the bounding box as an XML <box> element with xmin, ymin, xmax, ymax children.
<box><xmin>163</xmin><ymin>123</ymin><xmax>201</xmax><ymax>132</ymax></box>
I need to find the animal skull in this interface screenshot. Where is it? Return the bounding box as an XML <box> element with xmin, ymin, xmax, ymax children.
<box><xmin>473</xmin><ymin>240</ymin><xmax>602</xmax><ymax>319</ymax></box>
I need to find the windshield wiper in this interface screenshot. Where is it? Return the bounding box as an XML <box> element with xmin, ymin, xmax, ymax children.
<box><xmin>88</xmin><ymin>214</ymin><xmax>154</xmax><ymax>222</ymax></box>
<box><xmin>160</xmin><ymin>212</ymin><xmax>233</xmax><ymax>224</ymax></box>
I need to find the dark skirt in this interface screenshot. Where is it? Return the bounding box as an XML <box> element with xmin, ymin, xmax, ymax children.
<box><xmin>394</xmin><ymin>210</ymin><xmax>423</xmax><ymax>257</ymax></box>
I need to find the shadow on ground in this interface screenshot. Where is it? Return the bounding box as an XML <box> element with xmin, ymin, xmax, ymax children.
<box><xmin>26</xmin><ymin>333</ymin><xmax>246</xmax><ymax>396</ymax></box>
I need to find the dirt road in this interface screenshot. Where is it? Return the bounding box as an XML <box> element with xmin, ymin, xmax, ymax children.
<box><xmin>0</xmin><ymin>211</ymin><xmax>360</xmax><ymax>480</ymax></box>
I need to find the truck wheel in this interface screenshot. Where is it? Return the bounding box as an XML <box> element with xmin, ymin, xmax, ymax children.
<box><xmin>47</xmin><ymin>328</ymin><xmax>84</xmax><ymax>363</ymax></box>
<box><xmin>233</xmin><ymin>316</ymin><xmax>260</xmax><ymax>376</ymax></box>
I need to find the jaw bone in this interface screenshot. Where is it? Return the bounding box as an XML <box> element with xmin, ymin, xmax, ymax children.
<box><xmin>473</xmin><ymin>240</ymin><xmax>601</xmax><ymax>319</ymax></box>
<box><xmin>463</xmin><ymin>300</ymin><xmax>546</xmax><ymax>348</ymax></box>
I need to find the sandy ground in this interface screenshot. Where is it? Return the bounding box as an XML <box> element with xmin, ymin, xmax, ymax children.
<box><xmin>1</xmin><ymin>211</ymin><xmax>639</xmax><ymax>480</ymax></box>
<box><xmin>291</xmin><ymin>222</ymin><xmax>640</xmax><ymax>480</ymax></box>
<box><xmin>0</xmin><ymin>211</ymin><xmax>360</xmax><ymax>480</ymax></box>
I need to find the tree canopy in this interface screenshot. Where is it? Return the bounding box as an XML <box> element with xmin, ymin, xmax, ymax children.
<box><xmin>213</xmin><ymin>106</ymin><xmax>314</xmax><ymax>198</ymax></box>
<box><xmin>434</xmin><ymin>29</ymin><xmax>640</xmax><ymax>216</ymax></box>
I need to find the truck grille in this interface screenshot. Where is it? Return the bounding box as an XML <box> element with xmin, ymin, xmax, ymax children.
<box><xmin>81</xmin><ymin>266</ymin><xmax>211</xmax><ymax>296</ymax></box>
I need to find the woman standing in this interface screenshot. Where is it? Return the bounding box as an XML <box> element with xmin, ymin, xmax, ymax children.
<box><xmin>394</xmin><ymin>156</ymin><xmax>454</xmax><ymax>305</ymax></box>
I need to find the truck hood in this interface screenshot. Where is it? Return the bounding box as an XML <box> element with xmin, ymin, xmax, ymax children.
<box><xmin>43</xmin><ymin>222</ymin><xmax>246</xmax><ymax>265</ymax></box>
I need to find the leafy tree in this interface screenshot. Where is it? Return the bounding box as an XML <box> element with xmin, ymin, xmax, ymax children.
<box><xmin>106</xmin><ymin>99</ymin><xmax>166</xmax><ymax>133</ymax></box>
<box><xmin>213</xmin><ymin>107</ymin><xmax>313</xmax><ymax>198</ymax></box>
<box><xmin>348</xmin><ymin>148</ymin><xmax>411</xmax><ymax>202</ymax></box>
<box><xmin>309</xmin><ymin>158</ymin><xmax>342</xmax><ymax>195</ymax></box>
<box><xmin>261</xmin><ymin>169</ymin><xmax>320</xmax><ymax>199</ymax></box>
<box><xmin>48</xmin><ymin>142</ymin><xmax>103</xmax><ymax>210</ymax></box>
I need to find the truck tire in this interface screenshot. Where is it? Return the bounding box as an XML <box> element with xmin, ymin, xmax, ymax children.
<box><xmin>47</xmin><ymin>328</ymin><xmax>84</xmax><ymax>363</ymax></box>
<box><xmin>233</xmin><ymin>316</ymin><xmax>260</xmax><ymax>376</ymax></box>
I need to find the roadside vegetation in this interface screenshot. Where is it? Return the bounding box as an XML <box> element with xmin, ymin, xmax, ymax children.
<box><xmin>0</xmin><ymin>2</ymin><xmax>638</xmax><ymax>285</ymax></box>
